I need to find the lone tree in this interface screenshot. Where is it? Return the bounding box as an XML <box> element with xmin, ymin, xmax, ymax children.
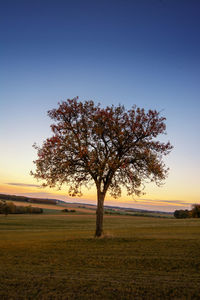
<box><xmin>31</xmin><ymin>97</ymin><xmax>172</xmax><ymax>237</ymax></box>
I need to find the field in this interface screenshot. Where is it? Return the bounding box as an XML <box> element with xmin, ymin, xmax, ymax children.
<box><xmin>0</xmin><ymin>212</ymin><xmax>200</xmax><ymax>299</ymax></box>
<box><xmin>4</xmin><ymin>200</ymin><xmax>96</xmax><ymax>214</ymax></box>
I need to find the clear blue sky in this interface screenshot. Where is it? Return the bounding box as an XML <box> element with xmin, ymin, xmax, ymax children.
<box><xmin>1</xmin><ymin>0</ymin><xmax>200</xmax><ymax>211</ymax></box>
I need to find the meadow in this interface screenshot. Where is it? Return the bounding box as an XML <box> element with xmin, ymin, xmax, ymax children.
<box><xmin>0</xmin><ymin>212</ymin><xmax>200</xmax><ymax>299</ymax></box>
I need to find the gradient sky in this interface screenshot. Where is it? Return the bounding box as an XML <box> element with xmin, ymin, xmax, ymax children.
<box><xmin>1</xmin><ymin>0</ymin><xmax>200</xmax><ymax>212</ymax></box>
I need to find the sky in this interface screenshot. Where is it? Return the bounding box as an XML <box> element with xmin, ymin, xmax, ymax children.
<box><xmin>0</xmin><ymin>0</ymin><xmax>200</xmax><ymax>212</ymax></box>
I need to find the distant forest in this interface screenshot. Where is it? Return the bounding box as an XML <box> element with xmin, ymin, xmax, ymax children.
<box><xmin>174</xmin><ymin>204</ymin><xmax>200</xmax><ymax>219</ymax></box>
<box><xmin>0</xmin><ymin>193</ymin><xmax>59</xmax><ymax>205</ymax></box>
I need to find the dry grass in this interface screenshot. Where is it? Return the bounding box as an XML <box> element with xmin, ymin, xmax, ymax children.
<box><xmin>0</xmin><ymin>214</ymin><xmax>200</xmax><ymax>299</ymax></box>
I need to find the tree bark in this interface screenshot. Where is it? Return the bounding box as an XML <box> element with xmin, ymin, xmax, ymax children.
<box><xmin>95</xmin><ymin>191</ymin><xmax>105</xmax><ymax>237</ymax></box>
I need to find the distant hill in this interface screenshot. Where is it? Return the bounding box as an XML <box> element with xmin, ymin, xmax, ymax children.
<box><xmin>104</xmin><ymin>205</ymin><xmax>173</xmax><ymax>215</ymax></box>
<box><xmin>0</xmin><ymin>193</ymin><xmax>66</xmax><ymax>206</ymax></box>
<box><xmin>0</xmin><ymin>193</ymin><xmax>173</xmax><ymax>215</ymax></box>
<box><xmin>74</xmin><ymin>202</ymin><xmax>172</xmax><ymax>215</ymax></box>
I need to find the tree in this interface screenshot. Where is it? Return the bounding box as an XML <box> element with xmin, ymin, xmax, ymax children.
<box><xmin>0</xmin><ymin>200</ymin><xmax>9</xmax><ymax>216</ymax></box>
<box><xmin>174</xmin><ymin>209</ymin><xmax>190</xmax><ymax>219</ymax></box>
<box><xmin>31</xmin><ymin>97</ymin><xmax>172</xmax><ymax>237</ymax></box>
<box><xmin>191</xmin><ymin>204</ymin><xmax>200</xmax><ymax>218</ymax></box>
<box><xmin>0</xmin><ymin>200</ymin><xmax>6</xmax><ymax>214</ymax></box>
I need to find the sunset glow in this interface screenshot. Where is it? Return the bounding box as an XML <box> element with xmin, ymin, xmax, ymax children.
<box><xmin>1</xmin><ymin>1</ymin><xmax>199</xmax><ymax>212</ymax></box>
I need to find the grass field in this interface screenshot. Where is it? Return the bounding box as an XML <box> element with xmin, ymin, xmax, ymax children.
<box><xmin>0</xmin><ymin>213</ymin><xmax>200</xmax><ymax>299</ymax></box>
<box><xmin>3</xmin><ymin>200</ymin><xmax>96</xmax><ymax>215</ymax></box>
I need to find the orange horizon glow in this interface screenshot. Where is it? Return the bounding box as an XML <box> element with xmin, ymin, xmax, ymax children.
<box><xmin>0</xmin><ymin>176</ymin><xmax>198</xmax><ymax>212</ymax></box>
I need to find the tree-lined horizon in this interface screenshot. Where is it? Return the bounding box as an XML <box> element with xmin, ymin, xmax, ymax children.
<box><xmin>31</xmin><ymin>97</ymin><xmax>172</xmax><ymax>237</ymax></box>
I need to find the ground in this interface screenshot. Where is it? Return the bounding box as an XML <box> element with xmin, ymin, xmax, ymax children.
<box><xmin>0</xmin><ymin>206</ymin><xmax>200</xmax><ymax>299</ymax></box>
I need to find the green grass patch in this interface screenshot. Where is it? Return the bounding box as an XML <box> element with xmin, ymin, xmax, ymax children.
<box><xmin>104</xmin><ymin>209</ymin><xmax>173</xmax><ymax>218</ymax></box>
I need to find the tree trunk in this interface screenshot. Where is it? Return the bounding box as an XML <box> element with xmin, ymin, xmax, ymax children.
<box><xmin>95</xmin><ymin>191</ymin><xmax>105</xmax><ymax>237</ymax></box>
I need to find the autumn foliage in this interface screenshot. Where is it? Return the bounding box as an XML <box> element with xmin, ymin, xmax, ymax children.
<box><xmin>31</xmin><ymin>97</ymin><xmax>172</xmax><ymax>236</ymax></box>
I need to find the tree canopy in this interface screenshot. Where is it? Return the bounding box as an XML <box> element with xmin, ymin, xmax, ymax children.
<box><xmin>31</xmin><ymin>97</ymin><xmax>172</xmax><ymax>236</ymax></box>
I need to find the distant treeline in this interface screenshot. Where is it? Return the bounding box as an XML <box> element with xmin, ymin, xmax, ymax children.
<box><xmin>174</xmin><ymin>204</ymin><xmax>200</xmax><ymax>219</ymax></box>
<box><xmin>0</xmin><ymin>193</ymin><xmax>58</xmax><ymax>205</ymax></box>
<box><xmin>0</xmin><ymin>201</ymin><xmax>43</xmax><ymax>215</ymax></box>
